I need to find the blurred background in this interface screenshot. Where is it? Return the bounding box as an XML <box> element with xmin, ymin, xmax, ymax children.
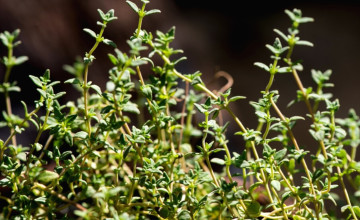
<box><xmin>1</xmin><ymin>0</ymin><xmax>360</xmax><ymax>152</ymax></box>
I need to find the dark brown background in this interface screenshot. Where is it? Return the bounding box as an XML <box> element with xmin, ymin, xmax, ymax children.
<box><xmin>1</xmin><ymin>0</ymin><xmax>360</xmax><ymax>150</ymax></box>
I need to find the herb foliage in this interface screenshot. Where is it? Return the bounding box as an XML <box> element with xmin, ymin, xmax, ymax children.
<box><xmin>1</xmin><ymin>2</ymin><xmax>360</xmax><ymax>219</ymax></box>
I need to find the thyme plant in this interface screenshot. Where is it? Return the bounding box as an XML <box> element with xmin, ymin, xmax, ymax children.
<box><xmin>1</xmin><ymin>1</ymin><xmax>360</xmax><ymax>219</ymax></box>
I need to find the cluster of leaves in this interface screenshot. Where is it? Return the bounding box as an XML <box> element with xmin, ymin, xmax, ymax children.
<box><xmin>1</xmin><ymin>1</ymin><xmax>360</xmax><ymax>219</ymax></box>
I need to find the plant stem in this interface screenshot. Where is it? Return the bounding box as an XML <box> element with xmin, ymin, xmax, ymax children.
<box><xmin>337</xmin><ymin>165</ymin><xmax>358</xmax><ymax>220</ymax></box>
<box><xmin>154</xmin><ymin>45</ymin><xmax>279</xmax><ymax>211</ymax></box>
<box><xmin>3</xmin><ymin>42</ymin><xmax>17</xmax><ymax>146</ymax></box>
<box><xmin>225</xmin><ymin>106</ymin><xmax>278</xmax><ymax>211</ymax></box>
<box><xmin>25</xmin><ymin>105</ymin><xmax>50</xmax><ymax>173</ymax></box>
<box><xmin>162</xmin><ymin>86</ymin><xmax>177</xmax><ymax>155</ymax></box>
<box><xmin>270</xmin><ymin>97</ymin><xmax>320</xmax><ymax>218</ymax></box>
<box><xmin>112</xmin><ymin>91</ymin><xmax>144</xmax><ymax>166</ymax></box>
<box><xmin>83</xmin><ymin>22</ymin><xmax>107</xmax><ymax>139</ymax></box>
<box><xmin>38</xmin><ymin>135</ymin><xmax>54</xmax><ymax>162</ymax></box>
<box><xmin>136</xmin><ymin>3</ymin><xmax>146</xmax><ymax>38</ymax></box>
<box><xmin>33</xmin><ymin>182</ymin><xmax>87</xmax><ymax>211</ymax></box>
<box><xmin>265</xmin><ymin>74</ymin><xmax>275</xmax><ymax>94</ymax></box>
<box><xmin>59</xmin><ymin>143</ymin><xmax>104</xmax><ymax>177</ymax></box>
<box><xmin>127</xmin><ymin>157</ymin><xmax>138</xmax><ymax>204</ymax></box>
<box><xmin>276</xmin><ymin>166</ymin><xmax>315</xmax><ymax>218</ymax></box>
<box><xmin>202</xmin><ymin>113</ymin><xmax>218</xmax><ymax>186</ymax></box>
<box><xmin>257</xmin><ymin>55</ymin><xmax>279</xmax><ymax>134</ymax></box>
<box><xmin>149</xmin><ymin>38</ymin><xmax>284</xmax><ymax>212</ymax></box>
<box><xmin>133</xmin><ymin>2</ymin><xmax>147</xmax><ymax>86</ymax></box>
<box><xmin>270</xmin><ymin>186</ymin><xmax>289</xmax><ymax>220</ymax></box>
<box><xmin>222</xmin><ymin>141</ymin><xmax>233</xmax><ymax>183</ymax></box>
<box><xmin>1</xmin><ymin>107</ymin><xmax>41</xmax><ymax>161</ymax></box>
<box><xmin>177</xmin><ymin>81</ymin><xmax>189</xmax><ymax>170</ymax></box>
<box><xmin>265</xmin><ymin>56</ymin><xmax>279</xmax><ymax>93</ymax></box>
<box><xmin>201</xmin><ymin>113</ymin><xmax>238</xmax><ymax>218</ymax></box>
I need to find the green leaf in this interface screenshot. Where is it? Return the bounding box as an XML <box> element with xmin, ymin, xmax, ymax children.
<box><xmin>90</xmin><ymin>84</ymin><xmax>102</xmax><ymax>95</ymax></box>
<box><xmin>64</xmin><ymin>78</ymin><xmax>81</xmax><ymax>85</ymax></box>
<box><xmin>60</xmin><ymin>151</ymin><xmax>72</xmax><ymax>160</ymax></box>
<box><xmin>38</xmin><ymin>170</ymin><xmax>59</xmax><ymax>183</ymax></box>
<box><xmin>177</xmin><ymin>210</ymin><xmax>191</xmax><ymax>220</ymax></box>
<box><xmin>273</xmin><ymin>29</ymin><xmax>288</xmax><ymax>41</ymax></box>
<box><xmin>15</xmin><ymin>126</ymin><xmax>24</xmax><ymax>134</ymax></box>
<box><xmin>108</xmin><ymin>53</ymin><xmax>118</xmax><ymax>65</ymax></box>
<box><xmin>101</xmin><ymin>105</ymin><xmax>113</xmax><ymax>114</ymax></box>
<box><xmin>293</xmin><ymin>215</ymin><xmax>307</xmax><ymax>220</ymax></box>
<box><xmin>140</xmin><ymin>85</ymin><xmax>152</xmax><ymax>99</ymax></box>
<box><xmin>107</xmin><ymin>187</ymin><xmax>122</xmax><ymax>197</ymax></box>
<box><xmin>131</xmin><ymin>59</ymin><xmax>147</xmax><ymax>66</ymax></box>
<box><xmin>34</xmin><ymin>143</ymin><xmax>43</xmax><ymax>152</ymax></box>
<box><xmin>277</xmin><ymin>67</ymin><xmax>291</xmax><ymax>73</ymax></box>
<box><xmin>254</xmin><ymin>62</ymin><xmax>270</xmax><ymax>72</ymax></box>
<box><xmin>40</xmin><ymin>69</ymin><xmax>50</xmax><ymax>82</ymax></box>
<box><xmin>255</xmin><ymin>111</ymin><xmax>267</xmax><ymax>119</ymax></box>
<box><xmin>228</xmin><ymin>96</ymin><xmax>246</xmax><ymax>103</ymax></box>
<box><xmin>0</xmin><ymin>33</ymin><xmax>9</xmax><ymax>47</ymax></box>
<box><xmin>65</xmin><ymin>131</ymin><xmax>73</xmax><ymax>146</ymax></box>
<box><xmin>123</xmin><ymin>102</ymin><xmax>140</xmax><ymax>114</ymax></box>
<box><xmin>309</xmin><ymin>129</ymin><xmax>325</xmax><ymax>141</ymax></box>
<box><xmin>299</xmin><ymin>17</ymin><xmax>314</xmax><ymax>23</ymax></box>
<box><xmin>221</xmin><ymin>88</ymin><xmax>231</xmax><ymax>98</ymax></box>
<box><xmin>54</xmin><ymin>146</ymin><xmax>61</xmax><ymax>158</ymax></box>
<box><xmin>296</xmin><ymin>40</ymin><xmax>313</xmax><ymax>47</ymax></box>
<box><xmin>97</xmin><ymin>9</ymin><xmax>106</xmax><ymax>21</ymax></box>
<box><xmin>204</xmin><ymin>97</ymin><xmax>212</xmax><ymax>107</ymax></box>
<box><xmin>173</xmin><ymin>56</ymin><xmax>187</xmax><ymax>65</ymax></box>
<box><xmin>29</xmin><ymin>75</ymin><xmax>42</xmax><ymax>87</ymax></box>
<box><xmin>159</xmin><ymin>207</ymin><xmax>169</xmax><ymax>218</ymax></box>
<box><xmin>353</xmin><ymin>206</ymin><xmax>360</xmax><ymax>217</ymax></box>
<box><xmin>341</xmin><ymin>205</ymin><xmax>350</xmax><ymax>213</ymax></box>
<box><xmin>312</xmin><ymin>169</ymin><xmax>324</xmax><ymax>182</ymax></box>
<box><xmin>96</xmin><ymin>21</ymin><xmax>105</xmax><ymax>27</ymax></box>
<box><xmin>103</xmin><ymin>39</ymin><xmax>117</xmax><ymax>47</ymax></box>
<box><xmin>104</xmin><ymin>9</ymin><xmax>117</xmax><ymax>22</ymax></box>
<box><xmin>210</xmin><ymin>158</ymin><xmax>225</xmax><ymax>165</ymax></box>
<box><xmin>74</xmin><ymin>131</ymin><xmax>88</xmax><ymax>139</ymax></box>
<box><xmin>145</xmin><ymin>9</ymin><xmax>161</xmax><ymax>16</ymax></box>
<box><xmin>284</xmin><ymin>9</ymin><xmax>297</xmax><ymax>21</ymax></box>
<box><xmin>0</xmin><ymin>178</ymin><xmax>11</xmax><ymax>186</ymax></box>
<box><xmin>247</xmin><ymin>201</ymin><xmax>261</xmax><ymax>218</ymax></box>
<box><xmin>271</xmin><ymin>180</ymin><xmax>281</xmax><ymax>191</ymax></box>
<box><xmin>106</xmin><ymin>81</ymin><xmax>115</xmax><ymax>92</ymax></box>
<box><xmin>83</xmin><ymin>28</ymin><xmax>96</xmax><ymax>38</ymax></box>
<box><xmin>84</xmin><ymin>54</ymin><xmax>95</xmax><ymax>64</ymax></box>
<box><xmin>123</xmin><ymin>146</ymin><xmax>132</xmax><ymax>160</ymax></box>
<box><xmin>194</xmin><ymin>103</ymin><xmax>206</xmax><ymax>114</ymax></box>
<box><xmin>15</xmin><ymin>164</ymin><xmax>24</xmax><ymax>176</ymax></box>
<box><xmin>7</xmin><ymin>85</ymin><xmax>21</xmax><ymax>92</ymax></box>
<box><xmin>274</xmin><ymin>149</ymin><xmax>287</xmax><ymax>161</ymax></box>
<box><xmin>282</xmin><ymin>191</ymin><xmax>292</xmax><ymax>203</ymax></box>
<box><xmin>191</xmin><ymin>76</ymin><xmax>202</xmax><ymax>86</ymax></box>
<box><xmin>266</xmin><ymin>45</ymin><xmax>277</xmax><ymax>55</ymax></box>
<box><xmin>14</xmin><ymin>56</ymin><xmax>28</xmax><ymax>65</ymax></box>
<box><xmin>65</xmin><ymin>114</ymin><xmax>77</xmax><ymax>124</ymax></box>
<box><xmin>34</xmin><ymin>197</ymin><xmax>47</xmax><ymax>204</ymax></box>
<box><xmin>74</xmin><ymin>210</ymin><xmax>87</xmax><ymax>218</ymax></box>
<box><xmin>21</xmin><ymin>101</ymin><xmax>29</xmax><ymax>116</ymax></box>
<box><xmin>17</xmin><ymin>152</ymin><xmax>27</xmax><ymax>161</ymax></box>
<box><xmin>126</xmin><ymin>1</ymin><xmax>139</xmax><ymax>13</ymax></box>
<box><xmin>54</xmin><ymin>91</ymin><xmax>66</xmax><ymax>100</ymax></box>
<box><xmin>140</xmin><ymin>57</ymin><xmax>154</xmax><ymax>67</ymax></box>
